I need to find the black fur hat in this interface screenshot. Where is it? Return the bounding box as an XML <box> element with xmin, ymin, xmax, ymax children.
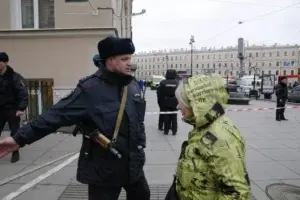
<box><xmin>0</xmin><ymin>52</ymin><xmax>9</xmax><ymax>62</ymax></box>
<box><xmin>97</xmin><ymin>36</ymin><xmax>135</xmax><ymax>61</ymax></box>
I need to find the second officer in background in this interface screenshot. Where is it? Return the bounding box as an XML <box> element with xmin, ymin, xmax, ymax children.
<box><xmin>157</xmin><ymin>69</ymin><xmax>179</xmax><ymax>135</ymax></box>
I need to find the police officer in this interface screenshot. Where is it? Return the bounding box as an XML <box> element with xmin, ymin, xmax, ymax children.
<box><xmin>276</xmin><ymin>76</ymin><xmax>288</xmax><ymax>121</ymax></box>
<box><xmin>0</xmin><ymin>52</ymin><xmax>28</xmax><ymax>163</ymax></box>
<box><xmin>157</xmin><ymin>69</ymin><xmax>179</xmax><ymax>135</ymax></box>
<box><xmin>0</xmin><ymin>36</ymin><xmax>150</xmax><ymax>200</ymax></box>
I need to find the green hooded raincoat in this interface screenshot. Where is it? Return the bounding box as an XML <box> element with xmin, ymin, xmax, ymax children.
<box><xmin>175</xmin><ymin>75</ymin><xmax>251</xmax><ymax>200</ymax></box>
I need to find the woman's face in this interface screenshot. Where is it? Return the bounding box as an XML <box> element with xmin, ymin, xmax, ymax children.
<box><xmin>177</xmin><ymin>102</ymin><xmax>193</xmax><ymax>118</ymax></box>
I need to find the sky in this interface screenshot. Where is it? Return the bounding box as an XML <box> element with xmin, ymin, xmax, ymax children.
<box><xmin>131</xmin><ymin>0</ymin><xmax>300</xmax><ymax>52</ymax></box>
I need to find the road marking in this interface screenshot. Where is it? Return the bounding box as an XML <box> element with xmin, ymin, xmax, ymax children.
<box><xmin>0</xmin><ymin>151</ymin><xmax>78</xmax><ymax>186</ymax></box>
<box><xmin>2</xmin><ymin>153</ymin><xmax>79</xmax><ymax>200</ymax></box>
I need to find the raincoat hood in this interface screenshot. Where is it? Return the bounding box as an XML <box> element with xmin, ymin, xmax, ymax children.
<box><xmin>182</xmin><ymin>74</ymin><xmax>228</xmax><ymax>127</ymax></box>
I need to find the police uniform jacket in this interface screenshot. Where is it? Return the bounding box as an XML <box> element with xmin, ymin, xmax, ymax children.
<box><xmin>275</xmin><ymin>82</ymin><xmax>288</xmax><ymax>101</ymax></box>
<box><xmin>0</xmin><ymin>66</ymin><xmax>28</xmax><ymax>111</ymax></box>
<box><xmin>157</xmin><ymin>71</ymin><xmax>178</xmax><ymax>110</ymax></box>
<box><xmin>13</xmin><ymin>66</ymin><xmax>147</xmax><ymax>186</ymax></box>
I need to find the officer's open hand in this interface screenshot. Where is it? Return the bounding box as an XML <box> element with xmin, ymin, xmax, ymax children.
<box><xmin>0</xmin><ymin>137</ymin><xmax>20</xmax><ymax>158</ymax></box>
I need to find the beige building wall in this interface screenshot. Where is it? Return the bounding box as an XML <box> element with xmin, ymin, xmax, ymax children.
<box><xmin>0</xmin><ymin>0</ymin><xmax>11</xmax><ymax>30</ymax></box>
<box><xmin>55</xmin><ymin>0</ymin><xmax>113</xmax><ymax>29</ymax></box>
<box><xmin>0</xmin><ymin>0</ymin><xmax>132</xmax><ymax>38</ymax></box>
<box><xmin>0</xmin><ymin>28</ymin><xmax>117</xmax><ymax>103</ymax></box>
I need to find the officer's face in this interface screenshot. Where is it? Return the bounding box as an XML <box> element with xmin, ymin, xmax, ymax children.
<box><xmin>107</xmin><ymin>54</ymin><xmax>132</xmax><ymax>75</ymax></box>
<box><xmin>0</xmin><ymin>62</ymin><xmax>7</xmax><ymax>73</ymax></box>
<box><xmin>177</xmin><ymin>102</ymin><xmax>193</xmax><ymax>118</ymax></box>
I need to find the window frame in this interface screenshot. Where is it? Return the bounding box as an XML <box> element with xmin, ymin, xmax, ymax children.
<box><xmin>13</xmin><ymin>0</ymin><xmax>55</xmax><ymax>30</ymax></box>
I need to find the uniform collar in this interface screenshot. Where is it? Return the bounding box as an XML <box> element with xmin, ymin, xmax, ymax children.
<box><xmin>96</xmin><ymin>65</ymin><xmax>133</xmax><ymax>86</ymax></box>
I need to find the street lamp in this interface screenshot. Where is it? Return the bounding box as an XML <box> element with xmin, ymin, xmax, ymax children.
<box><xmin>225</xmin><ymin>69</ymin><xmax>229</xmax><ymax>86</ymax></box>
<box><xmin>189</xmin><ymin>35</ymin><xmax>195</xmax><ymax>76</ymax></box>
<box><xmin>165</xmin><ymin>55</ymin><xmax>169</xmax><ymax>71</ymax></box>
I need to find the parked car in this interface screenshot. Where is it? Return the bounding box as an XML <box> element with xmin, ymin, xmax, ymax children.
<box><xmin>288</xmin><ymin>86</ymin><xmax>300</xmax><ymax>103</ymax></box>
<box><xmin>225</xmin><ymin>84</ymin><xmax>251</xmax><ymax>105</ymax></box>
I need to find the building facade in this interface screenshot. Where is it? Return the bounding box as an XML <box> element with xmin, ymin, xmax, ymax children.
<box><xmin>0</xmin><ymin>0</ymin><xmax>133</xmax><ymax>120</ymax></box>
<box><xmin>133</xmin><ymin>44</ymin><xmax>300</xmax><ymax>80</ymax></box>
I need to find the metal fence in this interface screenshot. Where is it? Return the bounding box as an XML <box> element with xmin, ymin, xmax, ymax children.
<box><xmin>24</xmin><ymin>79</ymin><xmax>54</xmax><ymax>122</ymax></box>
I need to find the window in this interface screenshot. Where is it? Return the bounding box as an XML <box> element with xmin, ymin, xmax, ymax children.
<box><xmin>256</xmin><ymin>52</ymin><xmax>259</xmax><ymax>57</ymax></box>
<box><xmin>291</xmin><ymin>70</ymin><xmax>294</xmax><ymax>75</ymax></box>
<box><xmin>284</xmin><ymin>51</ymin><xmax>288</xmax><ymax>56</ymax></box>
<box><xmin>292</xmin><ymin>51</ymin><xmax>295</xmax><ymax>56</ymax></box>
<box><xmin>39</xmin><ymin>0</ymin><xmax>55</xmax><ymax>28</ymax></box>
<box><xmin>292</xmin><ymin>61</ymin><xmax>295</xmax><ymax>66</ymax></box>
<box><xmin>21</xmin><ymin>0</ymin><xmax>34</xmax><ymax>28</ymax></box>
<box><xmin>276</xmin><ymin>70</ymin><xmax>279</xmax><ymax>75</ymax></box>
<box><xmin>21</xmin><ymin>0</ymin><xmax>55</xmax><ymax>29</ymax></box>
<box><xmin>283</xmin><ymin>70</ymin><xmax>286</xmax><ymax>75</ymax></box>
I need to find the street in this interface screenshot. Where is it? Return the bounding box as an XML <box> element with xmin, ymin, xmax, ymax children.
<box><xmin>0</xmin><ymin>89</ymin><xmax>300</xmax><ymax>200</ymax></box>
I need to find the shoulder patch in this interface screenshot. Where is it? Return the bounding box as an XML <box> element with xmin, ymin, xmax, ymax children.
<box><xmin>200</xmin><ymin>131</ymin><xmax>218</xmax><ymax>149</ymax></box>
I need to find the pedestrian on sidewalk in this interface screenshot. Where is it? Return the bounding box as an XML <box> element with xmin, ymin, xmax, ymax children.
<box><xmin>0</xmin><ymin>36</ymin><xmax>150</xmax><ymax>200</ymax></box>
<box><xmin>275</xmin><ymin>76</ymin><xmax>288</xmax><ymax>121</ymax></box>
<box><xmin>0</xmin><ymin>52</ymin><xmax>28</xmax><ymax>163</ymax></box>
<box><xmin>165</xmin><ymin>74</ymin><xmax>251</xmax><ymax>200</ymax></box>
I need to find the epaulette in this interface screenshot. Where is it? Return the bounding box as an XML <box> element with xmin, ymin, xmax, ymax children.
<box><xmin>78</xmin><ymin>73</ymin><xmax>103</xmax><ymax>89</ymax></box>
<box><xmin>79</xmin><ymin>74</ymin><xmax>96</xmax><ymax>84</ymax></box>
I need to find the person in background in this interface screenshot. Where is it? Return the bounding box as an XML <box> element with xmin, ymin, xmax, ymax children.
<box><xmin>0</xmin><ymin>52</ymin><xmax>28</xmax><ymax>163</ymax></box>
<box><xmin>293</xmin><ymin>81</ymin><xmax>298</xmax><ymax>88</ymax></box>
<box><xmin>172</xmin><ymin>74</ymin><xmax>251</xmax><ymax>200</ymax></box>
<box><xmin>138</xmin><ymin>79</ymin><xmax>144</xmax><ymax>92</ymax></box>
<box><xmin>288</xmin><ymin>82</ymin><xmax>292</xmax><ymax>90</ymax></box>
<box><xmin>157</xmin><ymin>69</ymin><xmax>179</xmax><ymax>135</ymax></box>
<box><xmin>276</xmin><ymin>76</ymin><xmax>288</xmax><ymax>121</ymax></box>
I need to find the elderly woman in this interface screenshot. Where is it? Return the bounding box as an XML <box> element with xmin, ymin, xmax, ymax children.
<box><xmin>171</xmin><ymin>75</ymin><xmax>251</xmax><ymax>200</ymax></box>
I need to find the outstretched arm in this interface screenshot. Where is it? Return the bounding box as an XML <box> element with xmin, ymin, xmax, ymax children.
<box><xmin>13</xmin><ymin>86</ymin><xmax>88</xmax><ymax>147</ymax></box>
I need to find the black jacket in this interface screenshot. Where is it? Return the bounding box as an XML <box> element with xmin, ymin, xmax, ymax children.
<box><xmin>276</xmin><ymin>82</ymin><xmax>288</xmax><ymax>101</ymax></box>
<box><xmin>0</xmin><ymin>66</ymin><xmax>28</xmax><ymax>111</ymax></box>
<box><xmin>13</xmin><ymin>66</ymin><xmax>146</xmax><ymax>186</ymax></box>
<box><xmin>157</xmin><ymin>71</ymin><xmax>179</xmax><ymax>110</ymax></box>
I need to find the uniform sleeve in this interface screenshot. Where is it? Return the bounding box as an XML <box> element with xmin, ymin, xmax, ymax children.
<box><xmin>12</xmin><ymin>86</ymin><xmax>88</xmax><ymax>147</ymax></box>
<box><xmin>197</xmin><ymin>131</ymin><xmax>251</xmax><ymax>200</ymax></box>
<box><xmin>157</xmin><ymin>81</ymin><xmax>164</xmax><ymax>105</ymax></box>
<box><xmin>14</xmin><ymin>74</ymin><xmax>29</xmax><ymax>111</ymax></box>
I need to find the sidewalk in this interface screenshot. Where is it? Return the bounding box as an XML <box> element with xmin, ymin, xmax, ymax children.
<box><xmin>0</xmin><ymin>99</ymin><xmax>300</xmax><ymax>199</ymax></box>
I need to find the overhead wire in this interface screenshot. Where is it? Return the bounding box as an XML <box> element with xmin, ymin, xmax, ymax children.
<box><xmin>199</xmin><ymin>1</ymin><xmax>300</xmax><ymax>43</ymax></box>
<box><xmin>203</xmin><ymin>0</ymin><xmax>300</xmax><ymax>8</ymax></box>
<box><xmin>242</xmin><ymin>1</ymin><xmax>300</xmax><ymax>23</ymax></box>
